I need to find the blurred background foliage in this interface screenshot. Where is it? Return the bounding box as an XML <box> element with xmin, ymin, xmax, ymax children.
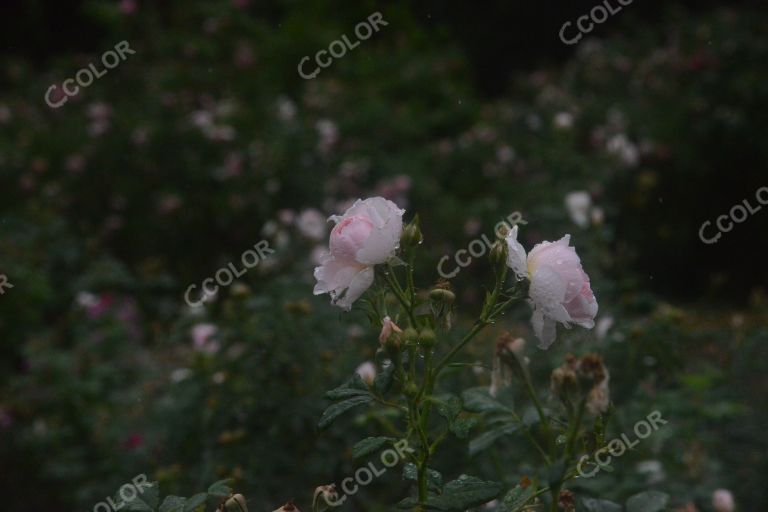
<box><xmin>0</xmin><ymin>0</ymin><xmax>767</xmax><ymax>510</ymax></box>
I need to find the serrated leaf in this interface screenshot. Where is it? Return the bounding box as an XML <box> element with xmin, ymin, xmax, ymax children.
<box><xmin>352</xmin><ymin>437</ymin><xmax>395</xmax><ymax>459</ymax></box>
<box><xmin>427</xmin><ymin>475</ymin><xmax>502</xmax><ymax>511</ymax></box>
<box><xmin>123</xmin><ymin>481</ymin><xmax>160</xmax><ymax>511</ymax></box>
<box><xmin>183</xmin><ymin>493</ymin><xmax>207</xmax><ymax>512</ymax></box>
<box><xmin>500</xmin><ymin>484</ymin><xmax>535</xmax><ymax>512</ymax></box>
<box><xmin>581</xmin><ymin>497</ymin><xmax>623</xmax><ymax>512</ymax></box>
<box><xmin>450</xmin><ymin>415</ymin><xmax>478</xmax><ymax>439</ymax></box>
<box><xmin>435</xmin><ymin>394</ymin><xmax>462</xmax><ymax>422</ymax></box>
<box><xmin>325</xmin><ymin>373</ymin><xmax>370</xmax><ymax>400</ymax></box>
<box><xmin>402</xmin><ymin>463</ymin><xmax>443</xmax><ymax>490</ymax></box>
<box><xmin>159</xmin><ymin>496</ymin><xmax>186</xmax><ymax>512</ymax></box>
<box><xmin>625</xmin><ymin>491</ymin><xmax>669</xmax><ymax>512</ymax></box>
<box><xmin>318</xmin><ymin>395</ymin><xmax>372</xmax><ymax>429</ymax></box>
<box><xmin>207</xmin><ymin>479</ymin><xmax>232</xmax><ymax>497</ymax></box>
<box><xmin>462</xmin><ymin>388</ymin><xmax>511</xmax><ymax>414</ymax></box>
<box><xmin>469</xmin><ymin>424</ymin><xmax>520</xmax><ymax>456</ymax></box>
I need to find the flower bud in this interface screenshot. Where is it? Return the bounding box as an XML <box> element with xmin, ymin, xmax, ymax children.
<box><xmin>225</xmin><ymin>494</ymin><xmax>248</xmax><ymax>512</ymax></box>
<box><xmin>379</xmin><ymin>316</ymin><xmax>403</xmax><ymax>350</ymax></box>
<box><xmin>429</xmin><ymin>287</ymin><xmax>456</xmax><ymax>304</ymax></box>
<box><xmin>313</xmin><ymin>484</ymin><xmax>342</xmax><ymax>511</ymax></box>
<box><xmin>418</xmin><ymin>328</ymin><xmax>436</xmax><ymax>349</ymax></box>
<box><xmin>550</xmin><ymin>364</ymin><xmax>579</xmax><ymax>406</ymax></box>
<box><xmin>404</xmin><ymin>381</ymin><xmax>419</xmax><ymax>397</ymax></box>
<box><xmin>403</xmin><ymin>327</ymin><xmax>419</xmax><ymax>346</ymax></box>
<box><xmin>400</xmin><ymin>215</ymin><xmax>423</xmax><ymax>248</ymax></box>
<box><xmin>489</xmin><ymin>240</ymin><xmax>508</xmax><ymax>269</ymax></box>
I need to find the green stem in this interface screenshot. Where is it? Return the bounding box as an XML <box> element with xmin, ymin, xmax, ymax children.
<box><xmin>384</xmin><ymin>265</ymin><xmax>418</xmax><ymax>327</ymax></box>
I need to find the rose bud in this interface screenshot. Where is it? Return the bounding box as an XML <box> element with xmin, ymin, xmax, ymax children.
<box><xmin>400</xmin><ymin>214</ymin><xmax>423</xmax><ymax>248</ymax></box>
<box><xmin>418</xmin><ymin>328</ymin><xmax>436</xmax><ymax>349</ymax></box>
<box><xmin>379</xmin><ymin>316</ymin><xmax>403</xmax><ymax>349</ymax></box>
<box><xmin>403</xmin><ymin>327</ymin><xmax>419</xmax><ymax>347</ymax></box>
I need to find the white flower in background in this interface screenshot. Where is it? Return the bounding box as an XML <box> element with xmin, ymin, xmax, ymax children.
<box><xmin>554</xmin><ymin>111</ymin><xmax>574</xmax><ymax>130</ymax></box>
<box><xmin>314</xmin><ymin>197</ymin><xmax>404</xmax><ymax>310</ymax></box>
<box><xmin>191</xmin><ymin>323</ymin><xmax>219</xmax><ymax>354</ymax></box>
<box><xmin>170</xmin><ymin>368</ymin><xmax>192</xmax><ymax>383</ymax></box>
<box><xmin>636</xmin><ymin>460</ymin><xmax>666</xmax><ymax>485</ymax></box>
<box><xmin>296</xmin><ymin>208</ymin><xmax>327</xmax><ymax>241</ymax></box>
<box><xmin>276</xmin><ymin>96</ymin><xmax>297</xmax><ymax>122</ymax></box>
<box><xmin>355</xmin><ymin>361</ymin><xmax>377</xmax><ymax>385</ymax></box>
<box><xmin>595</xmin><ymin>315</ymin><xmax>614</xmax><ymax>341</ymax></box>
<box><xmin>606</xmin><ymin>133</ymin><xmax>639</xmax><ymax>167</ymax></box>
<box><xmin>506</xmin><ymin>226</ymin><xmax>598</xmax><ymax>348</ymax></box>
<box><xmin>564</xmin><ymin>191</ymin><xmax>592</xmax><ymax>228</ymax></box>
<box><xmin>712</xmin><ymin>489</ymin><xmax>735</xmax><ymax>512</ymax></box>
<box><xmin>496</xmin><ymin>145</ymin><xmax>515</xmax><ymax>164</ymax></box>
<box><xmin>316</xmin><ymin>119</ymin><xmax>339</xmax><ymax>153</ymax></box>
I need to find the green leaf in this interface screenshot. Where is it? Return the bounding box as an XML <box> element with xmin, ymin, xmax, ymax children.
<box><xmin>318</xmin><ymin>395</ymin><xmax>372</xmax><ymax>429</ymax></box>
<box><xmin>207</xmin><ymin>479</ymin><xmax>233</xmax><ymax>498</ymax></box>
<box><xmin>435</xmin><ymin>394</ymin><xmax>462</xmax><ymax>422</ymax></box>
<box><xmin>352</xmin><ymin>436</ymin><xmax>395</xmax><ymax>459</ymax></box>
<box><xmin>581</xmin><ymin>497</ymin><xmax>623</xmax><ymax>512</ymax></box>
<box><xmin>450</xmin><ymin>415</ymin><xmax>478</xmax><ymax>439</ymax></box>
<box><xmin>402</xmin><ymin>463</ymin><xmax>443</xmax><ymax>490</ymax></box>
<box><xmin>122</xmin><ymin>481</ymin><xmax>160</xmax><ymax>511</ymax></box>
<box><xmin>625</xmin><ymin>491</ymin><xmax>669</xmax><ymax>512</ymax></box>
<box><xmin>183</xmin><ymin>493</ymin><xmax>208</xmax><ymax>512</ymax></box>
<box><xmin>374</xmin><ymin>362</ymin><xmax>395</xmax><ymax>395</ymax></box>
<box><xmin>462</xmin><ymin>388</ymin><xmax>511</xmax><ymax>414</ymax></box>
<box><xmin>159</xmin><ymin>496</ymin><xmax>186</xmax><ymax>512</ymax></box>
<box><xmin>325</xmin><ymin>374</ymin><xmax>370</xmax><ymax>400</ymax></box>
<box><xmin>427</xmin><ymin>475</ymin><xmax>502</xmax><ymax>511</ymax></box>
<box><xmin>469</xmin><ymin>424</ymin><xmax>519</xmax><ymax>456</ymax></box>
<box><xmin>500</xmin><ymin>484</ymin><xmax>535</xmax><ymax>512</ymax></box>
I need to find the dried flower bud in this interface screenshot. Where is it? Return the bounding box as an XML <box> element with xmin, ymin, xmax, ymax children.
<box><xmin>558</xmin><ymin>489</ymin><xmax>576</xmax><ymax>512</ymax></box>
<box><xmin>550</xmin><ymin>365</ymin><xmax>579</xmax><ymax>405</ymax></box>
<box><xmin>586</xmin><ymin>378</ymin><xmax>610</xmax><ymax>416</ymax></box>
<box><xmin>577</xmin><ymin>353</ymin><xmax>607</xmax><ymax>388</ymax></box>
<box><xmin>489</xmin><ymin>240</ymin><xmax>508</xmax><ymax>269</ymax></box>
<box><xmin>272</xmin><ymin>500</ymin><xmax>299</xmax><ymax>512</ymax></box>
<box><xmin>224</xmin><ymin>494</ymin><xmax>248</xmax><ymax>512</ymax></box>
<box><xmin>313</xmin><ymin>484</ymin><xmax>342</xmax><ymax>511</ymax></box>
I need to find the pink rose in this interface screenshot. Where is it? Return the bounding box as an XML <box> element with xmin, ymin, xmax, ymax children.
<box><xmin>506</xmin><ymin>226</ymin><xmax>598</xmax><ymax>348</ymax></box>
<box><xmin>314</xmin><ymin>197</ymin><xmax>404</xmax><ymax>310</ymax></box>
